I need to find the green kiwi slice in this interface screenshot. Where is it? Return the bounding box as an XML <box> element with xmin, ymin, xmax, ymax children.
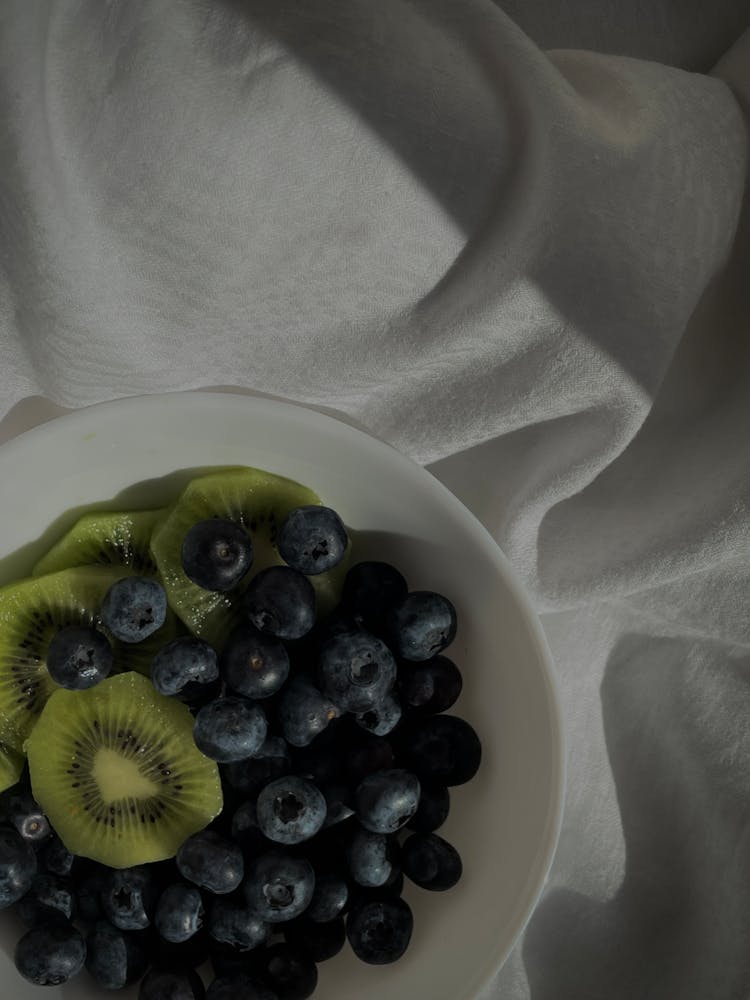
<box><xmin>150</xmin><ymin>467</ymin><xmax>349</xmax><ymax>648</ymax></box>
<box><xmin>0</xmin><ymin>566</ymin><xmax>178</xmax><ymax>751</ymax></box>
<box><xmin>32</xmin><ymin>509</ymin><xmax>166</xmax><ymax>577</ymax></box>
<box><xmin>26</xmin><ymin>671</ymin><xmax>222</xmax><ymax>868</ymax></box>
<box><xmin>0</xmin><ymin>742</ymin><xmax>24</xmax><ymax>794</ymax></box>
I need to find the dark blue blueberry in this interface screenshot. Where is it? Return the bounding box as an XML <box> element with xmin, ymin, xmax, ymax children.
<box><xmin>277</xmin><ymin>676</ymin><xmax>340</xmax><ymax>748</ymax></box>
<box><xmin>207</xmin><ymin>975</ymin><xmax>277</xmax><ymax>1000</ymax></box>
<box><xmin>86</xmin><ymin>920</ymin><xmax>149</xmax><ymax>990</ymax></box>
<box><xmin>207</xmin><ymin>895</ymin><xmax>269</xmax><ymax>951</ymax></box>
<box><xmin>311</xmin><ymin>605</ymin><xmax>362</xmax><ymax>649</ymax></box>
<box><xmin>46</xmin><ymin>625</ymin><xmax>113</xmax><ymax>690</ymax></box>
<box><xmin>284</xmin><ymin>914</ymin><xmax>345</xmax><ymax>962</ymax></box>
<box><xmin>0</xmin><ymin>824</ymin><xmax>37</xmax><ymax>907</ymax></box>
<box><xmin>139</xmin><ymin>967</ymin><xmax>206</xmax><ymax>999</ymax></box>
<box><xmin>73</xmin><ymin>860</ymin><xmax>108</xmax><ymax>922</ymax></box>
<box><xmin>223</xmin><ymin>737</ymin><xmax>291</xmax><ymax>797</ymax></box>
<box><xmin>230</xmin><ymin>800</ymin><xmax>267</xmax><ymax>856</ymax></box>
<box><xmin>386</xmin><ymin>591</ymin><xmax>457</xmax><ymax>661</ymax></box>
<box><xmin>354</xmin><ymin>769</ymin><xmax>420</xmax><ymax>834</ymax></box>
<box><xmin>305</xmin><ymin>870</ymin><xmax>348</xmax><ymax>923</ymax></box>
<box><xmin>193</xmin><ymin>697</ymin><xmax>268</xmax><ymax>763</ymax></box>
<box><xmin>17</xmin><ymin>872</ymin><xmax>76</xmax><ymax>925</ymax></box>
<box><xmin>317</xmin><ymin>631</ymin><xmax>396</xmax><ymax>713</ymax></box>
<box><xmin>342</xmin><ymin>561</ymin><xmax>408</xmax><ymax>634</ymax></box>
<box><xmin>244</xmin><ymin>566</ymin><xmax>316</xmax><ymax>641</ymax></box>
<box><xmin>176</xmin><ymin>831</ymin><xmax>244</xmax><ymax>895</ymax></box>
<box><xmin>400</xmin><ymin>714</ymin><xmax>481</xmax><ymax>786</ymax></box>
<box><xmin>254</xmin><ymin>942</ymin><xmax>318</xmax><ymax>1000</ymax></box>
<box><xmin>406</xmin><ymin>784</ymin><xmax>450</xmax><ymax>833</ymax></box>
<box><xmin>320</xmin><ymin>784</ymin><xmax>355</xmax><ymax>828</ymax></box>
<box><xmin>3</xmin><ymin>791</ymin><xmax>51</xmax><ymax>846</ymax></box>
<box><xmin>208</xmin><ymin>938</ymin><xmax>250</xmax><ymax>979</ymax></box>
<box><xmin>14</xmin><ymin>918</ymin><xmax>86</xmax><ymax>985</ymax></box>
<box><xmin>182</xmin><ymin>517</ymin><xmax>254</xmax><ymax>592</ymax></box>
<box><xmin>346</xmin><ymin>896</ymin><xmax>413</xmax><ymax>964</ymax></box>
<box><xmin>221</xmin><ymin>625</ymin><xmax>290</xmax><ymax>699</ymax></box>
<box><xmin>347</xmin><ymin>828</ymin><xmax>396</xmax><ymax>888</ymax></box>
<box><xmin>243</xmin><ymin>851</ymin><xmax>315</xmax><ymax>924</ymax></box>
<box><xmin>356</xmin><ymin>693</ymin><xmax>402</xmax><ymax>736</ymax></box>
<box><xmin>256</xmin><ymin>776</ymin><xmax>327</xmax><ymax>845</ymax></box>
<box><xmin>102</xmin><ymin>865</ymin><xmax>159</xmax><ymax>930</ymax></box>
<box><xmin>345</xmin><ymin>736</ymin><xmax>396</xmax><ymax>785</ymax></box>
<box><xmin>101</xmin><ymin>576</ymin><xmax>168</xmax><ymax>643</ymax></box>
<box><xmin>350</xmin><ymin>866</ymin><xmax>405</xmax><ymax>903</ymax></box>
<box><xmin>399</xmin><ymin>655</ymin><xmax>463</xmax><ymax>713</ymax></box>
<box><xmin>152</xmin><ymin>637</ymin><xmax>220</xmax><ymax>700</ymax></box>
<box><xmin>402</xmin><ymin>833</ymin><xmax>463</xmax><ymax>890</ymax></box>
<box><xmin>40</xmin><ymin>834</ymin><xmax>74</xmax><ymax>877</ymax></box>
<box><xmin>277</xmin><ymin>505</ymin><xmax>348</xmax><ymax>576</ymax></box>
<box><xmin>155</xmin><ymin>883</ymin><xmax>204</xmax><ymax>943</ymax></box>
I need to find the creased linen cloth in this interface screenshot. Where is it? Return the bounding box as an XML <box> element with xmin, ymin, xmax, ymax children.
<box><xmin>1</xmin><ymin>2</ymin><xmax>749</xmax><ymax>997</ymax></box>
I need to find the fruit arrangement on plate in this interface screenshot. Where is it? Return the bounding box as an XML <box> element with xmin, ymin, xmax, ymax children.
<box><xmin>0</xmin><ymin>467</ymin><xmax>481</xmax><ymax>999</ymax></box>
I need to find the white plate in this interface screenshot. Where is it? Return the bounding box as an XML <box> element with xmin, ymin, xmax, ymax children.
<box><xmin>0</xmin><ymin>391</ymin><xmax>564</xmax><ymax>1000</ymax></box>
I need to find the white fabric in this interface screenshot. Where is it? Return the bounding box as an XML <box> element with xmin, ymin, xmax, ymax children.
<box><xmin>1</xmin><ymin>2</ymin><xmax>749</xmax><ymax>997</ymax></box>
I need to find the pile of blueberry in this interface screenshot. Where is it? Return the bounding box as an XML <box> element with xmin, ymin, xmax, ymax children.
<box><xmin>0</xmin><ymin>505</ymin><xmax>481</xmax><ymax>1000</ymax></box>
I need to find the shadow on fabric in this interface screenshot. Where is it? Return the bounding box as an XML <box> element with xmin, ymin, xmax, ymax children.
<box><xmin>522</xmin><ymin>632</ymin><xmax>750</xmax><ymax>1000</ymax></box>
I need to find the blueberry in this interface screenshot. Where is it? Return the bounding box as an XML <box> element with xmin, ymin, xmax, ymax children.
<box><xmin>102</xmin><ymin>865</ymin><xmax>159</xmax><ymax>930</ymax></box>
<box><xmin>254</xmin><ymin>942</ymin><xmax>318</xmax><ymax>1000</ymax></box>
<box><xmin>152</xmin><ymin>637</ymin><xmax>220</xmax><ymax>700</ymax></box>
<box><xmin>317</xmin><ymin>631</ymin><xmax>397</xmax><ymax>713</ymax></box>
<box><xmin>208</xmin><ymin>937</ymin><xmax>251</xmax><ymax>979</ymax></box>
<box><xmin>256</xmin><ymin>776</ymin><xmax>327</xmax><ymax>845</ymax></box>
<box><xmin>284</xmin><ymin>915</ymin><xmax>345</xmax><ymax>962</ymax></box>
<box><xmin>346</xmin><ymin>897</ymin><xmax>413</xmax><ymax>964</ymax></box>
<box><xmin>400</xmin><ymin>714</ymin><xmax>481</xmax><ymax>786</ymax></box>
<box><xmin>14</xmin><ymin>918</ymin><xmax>86</xmax><ymax>985</ymax></box>
<box><xmin>311</xmin><ymin>605</ymin><xmax>363</xmax><ymax>649</ymax></box>
<box><xmin>386</xmin><ymin>590</ymin><xmax>457</xmax><ymax>661</ymax></box>
<box><xmin>223</xmin><ymin>736</ymin><xmax>291</xmax><ymax>797</ymax></box>
<box><xmin>305</xmin><ymin>870</ymin><xmax>348</xmax><ymax>923</ymax></box>
<box><xmin>355</xmin><ymin>693</ymin><xmax>402</xmax><ymax>736</ymax></box>
<box><xmin>193</xmin><ymin>697</ymin><xmax>268</xmax><ymax>763</ymax></box>
<box><xmin>139</xmin><ymin>967</ymin><xmax>206</xmax><ymax>1000</ymax></box>
<box><xmin>40</xmin><ymin>834</ymin><xmax>74</xmax><ymax>877</ymax></box>
<box><xmin>86</xmin><ymin>920</ymin><xmax>149</xmax><ymax>990</ymax></box>
<box><xmin>290</xmin><ymin>745</ymin><xmax>343</xmax><ymax>787</ymax></box>
<box><xmin>342</xmin><ymin>561</ymin><xmax>408</xmax><ymax>633</ymax></box>
<box><xmin>181</xmin><ymin>518</ymin><xmax>254</xmax><ymax>592</ymax></box>
<box><xmin>3</xmin><ymin>790</ymin><xmax>51</xmax><ymax>846</ymax></box>
<box><xmin>277</xmin><ymin>505</ymin><xmax>348</xmax><ymax>575</ymax></box>
<box><xmin>46</xmin><ymin>625</ymin><xmax>113</xmax><ymax>689</ymax></box>
<box><xmin>230</xmin><ymin>800</ymin><xmax>267</xmax><ymax>856</ymax></box>
<box><xmin>402</xmin><ymin>833</ymin><xmax>463</xmax><ymax>890</ymax></box>
<box><xmin>207</xmin><ymin>895</ymin><xmax>269</xmax><ymax>951</ymax></box>
<box><xmin>354</xmin><ymin>769</ymin><xmax>420</xmax><ymax>834</ymax></box>
<box><xmin>101</xmin><ymin>576</ymin><xmax>167</xmax><ymax>643</ymax></box>
<box><xmin>243</xmin><ymin>851</ymin><xmax>315</xmax><ymax>924</ymax></box>
<box><xmin>244</xmin><ymin>566</ymin><xmax>316</xmax><ymax>641</ymax></box>
<box><xmin>17</xmin><ymin>872</ymin><xmax>76</xmax><ymax>925</ymax></box>
<box><xmin>345</xmin><ymin>736</ymin><xmax>396</xmax><ymax>785</ymax></box>
<box><xmin>221</xmin><ymin>626</ymin><xmax>290</xmax><ymax>699</ymax></box>
<box><xmin>74</xmin><ymin>860</ymin><xmax>108</xmax><ymax>922</ymax></box>
<box><xmin>155</xmin><ymin>883</ymin><xmax>204</xmax><ymax>943</ymax></box>
<box><xmin>207</xmin><ymin>975</ymin><xmax>278</xmax><ymax>1000</ymax></box>
<box><xmin>176</xmin><ymin>831</ymin><xmax>244</xmax><ymax>895</ymax></box>
<box><xmin>406</xmin><ymin>784</ymin><xmax>450</xmax><ymax>833</ymax></box>
<box><xmin>399</xmin><ymin>655</ymin><xmax>463</xmax><ymax>713</ymax></box>
<box><xmin>277</xmin><ymin>676</ymin><xmax>340</xmax><ymax>748</ymax></box>
<box><xmin>0</xmin><ymin>824</ymin><xmax>37</xmax><ymax>907</ymax></box>
<box><xmin>347</xmin><ymin>828</ymin><xmax>396</xmax><ymax>888</ymax></box>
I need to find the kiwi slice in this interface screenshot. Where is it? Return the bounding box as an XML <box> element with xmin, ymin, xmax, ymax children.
<box><xmin>150</xmin><ymin>467</ymin><xmax>349</xmax><ymax>649</ymax></box>
<box><xmin>0</xmin><ymin>742</ymin><xmax>24</xmax><ymax>794</ymax></box>
<box><xmin>26</xmin><ymin>671</ymin><xmax>222</xmax><ymax>868</ymax></box>
<box><xmin>32</xmin><ymin>509</ymin><xmax>166</xmax><ymax>577</ymax></box>
<box><xmin>0</xmin><ymin>566</ymin><xmax>178</xmax><ymax>751</ymax></box>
